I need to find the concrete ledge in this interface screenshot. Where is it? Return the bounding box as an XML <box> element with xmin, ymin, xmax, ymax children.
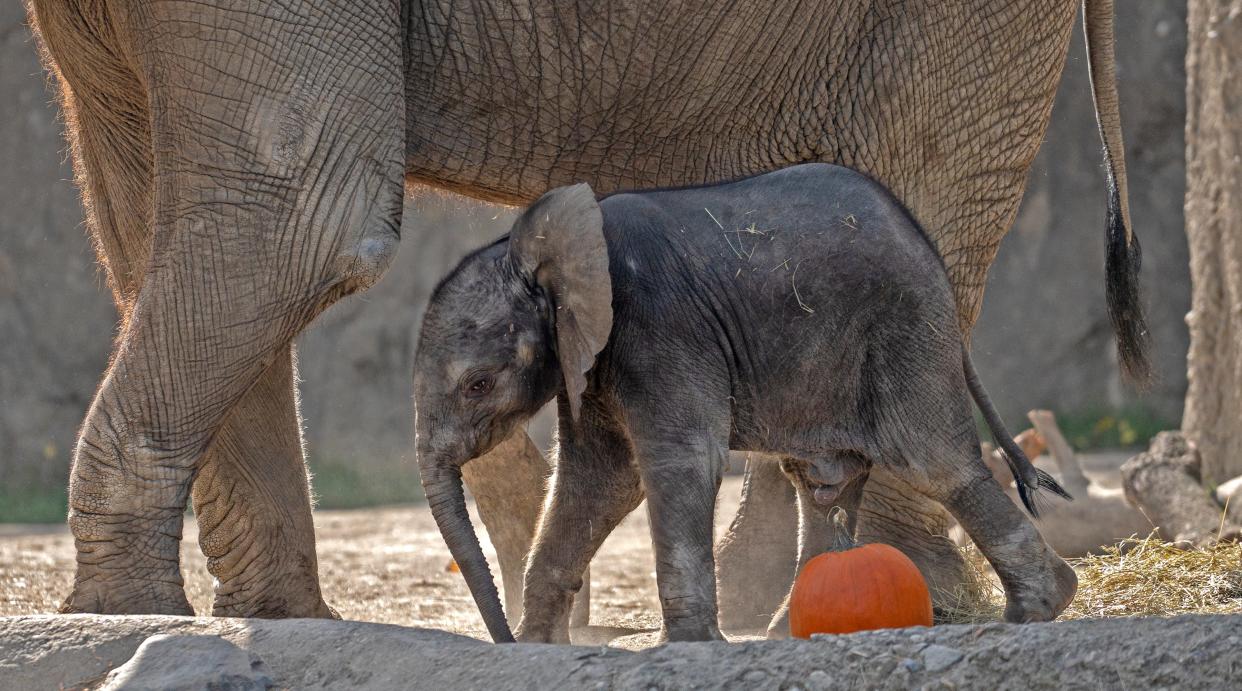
<box><xmin>2</xmin><ymin>614</ymin><xmax>1239</xmax><ymax>690</ymax></box>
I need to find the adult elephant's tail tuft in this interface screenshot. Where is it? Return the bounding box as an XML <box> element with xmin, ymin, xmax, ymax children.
<box><xmin>1084</xmin><ymin>0</ymin><xmax>1152</xmax><ymax>386</ymax></box>
<box><xmin>1104</xmin><ymin>180</ymin><xmax>1151</xmax><ymax>385</ymax></box>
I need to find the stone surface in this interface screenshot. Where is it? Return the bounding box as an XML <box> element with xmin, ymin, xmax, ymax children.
<box><xmin>100</xmin><ymin>634</ymin><xmax>272</xmax><ymax>691</ymax></box>
<box><xmin>1</xmin><ymin>614</ymin><xmax>1239</xmax><ymax>690</ymax></box>
<box><xmin>920</xmin><ymin>644</ymin><xmax>964</xmax><ymax>673</ymax></box>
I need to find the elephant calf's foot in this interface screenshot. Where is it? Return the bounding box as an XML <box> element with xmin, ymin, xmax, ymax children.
<box><xmin>60</xmin><ymin>576</ymin><xmax>193</xmax><ymax>616</ymax></box>
<box><xmin>943</xmin><ymin>476</ymin><xmax>1078</xmax><ymax>623</ymax></box>
<box><xmin>1000</xmin><ymin>549</ymin><xmax>1077</xmax><ymax>623</ymax></box>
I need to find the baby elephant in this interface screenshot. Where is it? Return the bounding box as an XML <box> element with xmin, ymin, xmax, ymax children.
<box><xmin>413</xmin><ymin>163</ymin><xmax>1076</xmax><ymax>644</ymax></box>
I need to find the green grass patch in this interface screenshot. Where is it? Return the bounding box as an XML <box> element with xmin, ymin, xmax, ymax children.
<box><xmin>1049</xmin><ymin>407</ymin><xmax>1175</xmax><ymax>451</ymax></box>
<box><xmin>0</xmin><ymin>485</ymin><xmax>68</xmax><ymax>524</ymax></box>
<box><xmin>0</xmin><ymin>462</ymin><xmax>423</xmax><ymax>523</ymax></box>
<box><xmin>309</xmin><ymin>461</ymin><xmax>425</xmax><ymax>510</ymax></box>
<box><xmin>977</xmin><ymin>406</ymin><xmax>1176</xmax><ymax>452</ymax></box>
<box><xmin>0</xmin><ymin>462</ymin><xmax>422</xmax><ymax>521</ymax></box>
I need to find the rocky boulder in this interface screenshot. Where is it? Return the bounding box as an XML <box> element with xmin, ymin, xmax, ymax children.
<box><xmin>1</xmin><ymin>614</ymin><xmax>1238</xmax><ymax>690</ymax></box>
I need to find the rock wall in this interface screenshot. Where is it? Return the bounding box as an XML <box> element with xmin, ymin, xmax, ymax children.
<box><xmin>0</xmin><ymin>2</ymin><xmax>1188</xmax><ymax>496</ymax></box>
<box><xmin>2</xmin><ymin>614</ymin><xmax>1239</xmax><ymax>690</ymax></box>
<box><xmin>0</xmin><ymin>3</ymin><xmax>117</xmax><ymax>490</ymax></box>
<box><xmin>973</xmin><ymin>2</ymin><xmax>1189</xmax><ymax>424</ymax></box>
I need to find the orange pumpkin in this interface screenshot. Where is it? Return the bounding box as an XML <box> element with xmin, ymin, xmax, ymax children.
<box><xmin>790</xmin><ymin>509</ymin><xmax>933</xmax><ymax>637</ymax></box>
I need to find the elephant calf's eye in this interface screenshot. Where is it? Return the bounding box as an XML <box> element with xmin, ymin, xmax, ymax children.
<box><xmin>463</xmin><ymin>374</ymin><xmax>495</xmax><ymax>398</ymax></box>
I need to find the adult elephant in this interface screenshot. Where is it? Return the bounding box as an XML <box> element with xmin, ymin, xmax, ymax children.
<box><xmin>29</xmin><ymin>0</ymin><xmax>1146</xmax><ymax>623</ymax></box>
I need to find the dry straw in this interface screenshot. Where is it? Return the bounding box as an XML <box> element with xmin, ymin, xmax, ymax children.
<box><xmin>934</xmin><ymin>535</ymin><xmax>1242</xmax><ymax>624</ymax></box>
<box><xmin>1063</xmin><ymin>536</ymin><xmax>1242</xmax><ymax>619</ymax></box>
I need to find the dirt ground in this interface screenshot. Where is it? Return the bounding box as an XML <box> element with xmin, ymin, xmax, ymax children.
<box><xmin>0</xmin><ymin>453</ymin><xmax>1147</xmax><ymax>646</ymax></box>
<box><xmin>0</xmin><ymin>477</ymin><xmax>751</xmax><ymax>643</ymax></box>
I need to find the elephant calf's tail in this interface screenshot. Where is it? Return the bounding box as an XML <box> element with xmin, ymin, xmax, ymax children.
<box><xmin>962</xmin><ymin>348</ymin><xmax>1072</xmax><ymax>518</ymax></box>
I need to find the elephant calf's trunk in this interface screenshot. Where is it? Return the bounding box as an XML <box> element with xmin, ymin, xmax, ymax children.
<box><xmin>420</xmin><ymin>461</ymin><xmax>515</xmax><ymax>643</ymax></box>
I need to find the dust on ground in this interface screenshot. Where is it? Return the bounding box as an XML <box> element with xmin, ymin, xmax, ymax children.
<box><xmin>0</xmin><ymin>478</ymin><xmax>746</xmax><ymax>642</ymax></box>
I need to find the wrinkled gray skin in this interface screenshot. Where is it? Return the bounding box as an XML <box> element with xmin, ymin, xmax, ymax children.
<box><xmin>413</xmin><ymin>165</ymin><xmax>1078</xmax><ymax>643</ymax></box>
<box><xmin>30</xmin><ymin>0</ymin><xmax>1138</xmax><ymax>621</ymax></box>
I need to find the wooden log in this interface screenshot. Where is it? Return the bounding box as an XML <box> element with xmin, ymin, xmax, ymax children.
<box><xmin>1027</xmin><ymin>410</ymin><xmax>1090</xmax><ymax>496</ymax></box>
<box><xmin>980</xmin><ymin>430</ymin><xmax>1046</xmax><ymax>488</ymax></box>
<box><xmin>1120</xmin><ymin>432</ymin><xmax>1242</xmax><ymax>547</ymax></box>
<box><xmin>957</xmin><ymin>414</ymin><xmax>1149</xmax><ymax>556</ymax></box>
<box><xmin>1214</xmin><ymin>474</ymin><xmax>1242</xmax><ymax>524</ymax></box>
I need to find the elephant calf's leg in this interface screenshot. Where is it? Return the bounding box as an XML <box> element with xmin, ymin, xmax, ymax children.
<box><xmin>192</xmin><ymin>346</ymin><xmax>333</xmax><ymax>618</ymax></box>
<box><xmin>931</xmin><ymin>467</ymin><xmax>1076</xmax><ymax>623</ymax></box>
<box><xmin>635</xmin><ymin>436</ymin><xmax>728</xmax><ymax>643</ymax></box>
<box><xmin>516</xmin><ymin>421</ymin><xmax>642</xmax><ymax>643</ymax></box>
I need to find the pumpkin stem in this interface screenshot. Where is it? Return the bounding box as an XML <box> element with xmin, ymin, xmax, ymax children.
<box><xmin>828</xmin><ymin>507</ymin><xmax>857</xmax><ymax>552</ymax></box>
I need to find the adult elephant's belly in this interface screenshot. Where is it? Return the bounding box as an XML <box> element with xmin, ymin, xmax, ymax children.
<box><xmin>403</xmin><ymin>0</ymin><xmax>1078</xmax><ymax>331</ymax></box>
<box><xmin>403</xmin><ymin>0</ymin><xmax>1081</xmax><ymax>624</ymax></box>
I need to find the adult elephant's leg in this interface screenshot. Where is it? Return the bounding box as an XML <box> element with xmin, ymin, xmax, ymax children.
<box><xmin>54</xmin><ymin>0</ymin><xmax>404</xmax><ymax>615</ymax></box>
<box><xmin>465</xmin><ymin>431</ymin><xmax>592</xmax><ymax>628</ymax></box>
<box><xmin>766</xmin><ymin>470</ymin><xmax>866</xmax><ymax>639</ymax></box>
<box><xmin>191</xmin><ymin>345</ymin><xmax>333</xmax><ymax>618</ymax></box>
<box><xmin>855</xmin><ymin>469</ymin><xmax>979</xmax><ymax>613</ymax></box>
<box><xmin>31</xmin><ymin>1</ymin><xmax>335</xmax><ymax>617</ymax></box>
<box><xmin>717</xmin><ymin>465</ymin><xmax>975</xmax><ymax>629</ymax></box>
<box><xmin>715</xmin><ymin>455</ymin><xmax>797</xmax><ymax>632</ymax></box>
<box><xmin>32</xmin><ymin>0</ymin><xmax>178</xmax><ymax>614</ymax></box>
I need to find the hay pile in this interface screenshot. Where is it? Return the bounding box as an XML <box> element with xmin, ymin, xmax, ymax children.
<box><xmin>937</xmin><ymin>536</ymin><xmax>1242</xmax><ymax>624</ymax></box>
<box><xmin>1063</xmin><ymin>537</ymin><xmax>1242</xmax><ymax>619</ymax></box>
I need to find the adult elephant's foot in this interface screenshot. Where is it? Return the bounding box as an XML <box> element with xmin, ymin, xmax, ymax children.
<box><xmin>209</xmin><ymin>560</ymin><xmax>337</xmax><ymax>619</ymax></box>
<box><xmin>764</xmin><ymin>602</ymin><xmax>791</xmax><ymax>640</ymax></box>
<box><xmin>59</xmin><ymin>400</ymin><xmax>198</xmax><ymax>617</ymax></box>
<box><xmin>60</xmin><ymin>573</ymin><xmax>194</xmax><ymax>616</ymax></box>
<box><xmin>60</xmin><ymin>510</ymin><xmax>196</xmax><ymax>616</ymax></box>
<box><xmin>193</xmin><ymin>347</ymin><xmax>335</xmax><ymax>621</ymax></box>
<box><xmin>212</xmin><ymin>594</ymin><xmax>337</xmax><ymax>619</ymax></box>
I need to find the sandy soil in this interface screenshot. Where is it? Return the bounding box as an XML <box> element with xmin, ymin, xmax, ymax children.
<box><xmin>0</xmin><ymin>478</ymin><xmax>747</xmax><ymax>644</ymax></box>
<box><xmin>0</xmin><ymin>453</ymin><xmax>1141</xmax><ymax>647</ymax></box>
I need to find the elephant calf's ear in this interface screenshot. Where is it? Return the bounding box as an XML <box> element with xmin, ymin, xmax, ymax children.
<box><xmin>509</xmin><ymin>183</ymin><xmax>612</xmax><ymax>422</ymax></box>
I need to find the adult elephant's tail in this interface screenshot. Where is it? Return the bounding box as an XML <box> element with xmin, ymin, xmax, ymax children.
<box><xmin>1083</xmin><ymin>0</ymin><xmax>1152</xmax><ymax>385</ymax></box>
